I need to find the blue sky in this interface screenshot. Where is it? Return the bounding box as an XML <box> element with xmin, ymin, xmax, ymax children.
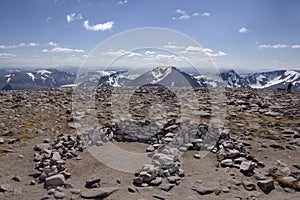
<box><xmin>0</xmin><ymin>0</ymin><xmax>300</xmax><ymax>71</ymax></box>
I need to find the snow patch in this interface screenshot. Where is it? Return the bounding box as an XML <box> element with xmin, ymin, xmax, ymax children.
<box><xmin>27</xmin><ymin>72</ymin><xmax>36</xmax><ymax>81</ymax></box>
<box><xmin>151</xmin><ymin>67</ymin><xmax>172</xmax><ymax>84</ymax></box>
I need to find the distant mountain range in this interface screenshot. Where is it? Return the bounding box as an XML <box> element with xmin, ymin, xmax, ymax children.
<box><xmin>0</xmin><ymin>67</ymin><xmax>299</xmax><ymax>90</ymax></box>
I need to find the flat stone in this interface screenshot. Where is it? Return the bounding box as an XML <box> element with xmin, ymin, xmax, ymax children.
<box><xmin>227</xmin><ymin>178</ymin><xmax>242</xmax><ymax>186</ymax></box>
<box><xmin>47</xmin><ymin>188</ymin><xmax>56</xmax><ymax>195</ymax></box>
<box><xmin>192</xmin><ymin>186</ymin><xmax>214</xmax><ymax>195</ymax></box>
<box><xmin>0</xmin><ymin>184</ymin><xmax>10</xmax><ymax>192</ymax></box>
<box><xmin>45</xmin><ymin>174</ymin><xmax>65</xmax><ymax>188</ymax></box>
<box><xmin>128</xmin><ymin>187</ymin><xmax>136</xmax><ymax>193</ymax></box>
<box><xmin>53</xmin><ymin>191</ymin><xmax>65</xmax><ymax>199</ymax></box>
<box><xmin>270</xmin><ymin>143</ymin><xmax>285</xmax><ymax>150</ymax></box>
<box><xmin>153</xmin><ymin>194</ymin><xmax>166</xmax><ymax>200</ymax></box>
<box><xmin>167</xmin><ymin>176</ymin><xmax>181</xmax><ymax>184</ymax></box>
<box><xmin>146</xmin><ymin>145</ymin><xmax>155</xmax><ymax>152</ymax></box>
<box><xmin>159</xmin><ymin>184</ymin><xmax>175</xmax><ymax>191</ymax></box>
<box><xmin>0</xmin><ymin>138</ymin><xmax>4</xmax><ymax>144</ymax></box>
<box><xmin>149</xmin><ymin>177</ymin><xmax>162</xmax><ymax>186</ymax></box>
<box><xmin>3</xmin><ymin>149</ymin><xmax>14</xmax><ymax>153</ymax></box>
<box><xmin>282</xmin><ymin>129</ymin><xmax>295</xmax><ymax>134</ymax></box>
<box><xmin>242</xmin><ymin>180</ymin><xmax>256</xmax><ymax>191</ymax></box>
<box><xmin>85</xmin><ymin>178</ymin><xmax>101</xmax><ymax>189</ymax></box>
<box><xmin>194</xmin><ymin>154</ymin><xmax>201</xmax><ymax>159</ymax></box>
<box><xmin>265</xmin><ymin>111</ymin><xmax>280</xmax><ymax>117</ymax></box>
<box><xmin>12</xmin><ymin>176</ymin><xmax>21</xmax><ymax>182</ymax></box>
<box><xmin>257</xmin><ymin>179</ymin><xmax>274</xmax><ymax>194</ymax></box>
<box><xmin>81</xmin><ymin>187</ymin><xmax>119</xmax><ymax>199</ymax></box>
<box><xmin>227</xmin><ymin>149</ymin><xmax>240</xmax><ymax>158</ymax></box>
<box><xmin>221</xmin><ymin>159</ymin><xmax>233</xmax><ymax>167</ymax></box>
<box><xmin>69</xmin><ymin>189</ymin><xmax>81</xmax><ymax>194</ymax></box>
<box><xmin>282</xmin><ymin>176</ymin><xmax>297</xmax><ymax>183</ymax></box>
<box><xmin>34</xmin><ymin>143</ymin><xmax>51</xmax><ymax>152</ymax></box>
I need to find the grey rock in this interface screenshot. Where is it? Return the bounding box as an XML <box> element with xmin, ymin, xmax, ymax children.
<box><xmin>227</xmin><ymin>149</ymin><xmax>240</xmax><ymax>158</ymax></box>
<box><xmin>80</xmin><ymin>187</ymin><xmax>119</xmax><ymax>199</ymax></box>
<box><xmin>269</xmin><ymin>143</ymin><xmax>285</xmax><ymax>150</ymax></box>
<box><xmin>34</xmin><ymin>143</ymin><xmax>51</xmax><ymax>152</ymax></box>
<box><xmin>240</xmin><ymin>161</ymin><xmax>255</xmax><ymax>176</ymax></box>
<box><xmin>282</xmin><ymin>129</ymin><xmax>295</xmax><ymax>135</ymax></box>
<box><xmin>12</xmin><ymin>176</ymin><xmax>21</xmax><ymax>182</ymax></box>
<box><xmin>167</xmin><ymin>176</ymin><xmax>181</xmax><ymax>184</ymax></box>
<box><xmin>153</xmin><ymin>194</ymin><xmax>166</xmax><ymax>200</ymax></box>
<box><xmin>149</xmin><ymin>177</ymin><xmax>162</xmax><ymax>186</ymax></box>
<box><xmin>257</xmin><ymin>179</ymin><xmax>274</xmax><ymax>194</ymax></box>
<box><xmin>133</xmin><ymin>177</ymin><xmax>143</xmax><ymax>186</ymax></box>
<box><xmin>194</xmin><ymin>154</ymin><xmax>201</xmax><ymax>159</ymax></box>
<box><xmin>128</xmin><ymin>187</ymin><xmax>136</xmax><ymax>193</ymax></box>
<box><xmin>85</xmin><ymin>178</ymin><xmax>101</xmax><ymax>189</ymax></box>
<box><xmin>0</xmin><ymin>137</ymin><xmax>4</xmax><ymax>144</ymax></box>
<box><xmin>242</xmin><ymin>180</ymin><xmax>256</xmax><ymax>191</ymax></box>
<box><xmin>282</xmin><ymin>176</ymin><xmax>297</xmax><ymax>183</ymax></box>
<box><xmin>284</xmin><ymin>187</ymin><xmax>296</xmax><ymax>193</ymax></box>
<box><xmin>53</xmin><ymin>191</ymin><xmax>65</xmax><ymax>199</ymax></box>
<box><xmin>45</xmin><ymin>174</ymin><xmax>65</xmax><ymax>188</ymax></box>
<box><xmin>3</xmin><ymin>149</ymin><xmax>14</xmax><ymax>153</ymax></box>
<box><xmin>0</xmin><ymin>184</ymin><xmax>10</xmax><ymax>192</ymax></box>
<box><xmin>221</xmin><ymin>159</ymin><xmax>233</xmax><ymax>167</ymax></box>
<box><xmin>227</xmin><ymin>178</ymin><xmax>242</xmax><ymax>186</ymax></box>
<box><xmin>52</xmin><ymin>152</ymin><xmax>61</xmax><ymax>161</ymax></box>
<box><xmin>47</xmin><ymin>188</ymin><xmax>55</xmax><ymax>195</ymax></box>
<box><xmin>69</xmin><ymin>189</ymin><xmax>81</xmax><ymax>194</ymax></box>
<box><xmin>159</xmin><ymin>184</ymin><xmax>175</xmax><ymax>191</ymax></box>
<box><xmin>192</xmin><ymin>186</ymin><xmax>214</xmax><ymax>195</ymax></box>
<box><xmin>146</xmin><ymin>145</ymin><xmax>155</xmax><ymax>152</ymax></box>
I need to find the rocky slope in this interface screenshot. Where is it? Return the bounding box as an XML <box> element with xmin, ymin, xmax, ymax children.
<box><xmin>0</xmin><ymin>87</ymin><xmax>299</xmax><ymax>200</ymax></box>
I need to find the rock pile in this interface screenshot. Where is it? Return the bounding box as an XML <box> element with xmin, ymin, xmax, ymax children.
<box><xmin>33</xmin><ymin>134</ymin><xmax>85</xmax><ymax>188</ymax></box>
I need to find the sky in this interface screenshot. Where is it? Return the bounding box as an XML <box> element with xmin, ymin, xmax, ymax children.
<box><xmin>0</xmin><ymin>0</ymin><xmax>300</xmax><ymax>72</ymax></box>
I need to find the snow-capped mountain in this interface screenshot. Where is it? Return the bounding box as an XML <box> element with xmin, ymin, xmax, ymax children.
<box><xmin>91</xmin><ymin>66</ymin><xmax>205</xmax><ymax>87</ymax></box>
<box><xmin>244</xmin><ymin>70</ymin><xmax>300</xmax><ymax>89</ymax></box>
<box><xmin>0</xmin><ymin>69</ymin><xmax>75</xmax><ymax>90</ymax></box>
<box><xmin>195</xmin><ymin>70</ymin><xmax>250</xmax><ymax>88</ymax></box>
<box><xmin>0</xmin><ymin>67</ymin><xmax>299</xmax><ymax>90</ymax></box>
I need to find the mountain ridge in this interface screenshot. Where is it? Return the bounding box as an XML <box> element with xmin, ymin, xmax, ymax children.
<box><xmin>0</xmin><ymin>67</ymin><xmax>299</xmax><ymax>90</ymax></box>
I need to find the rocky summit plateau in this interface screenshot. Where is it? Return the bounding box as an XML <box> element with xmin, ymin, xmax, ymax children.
<box><xmin>0</xmin><ymin>86</ymin><xmax>299</xmax><ymax>200</ymax></box>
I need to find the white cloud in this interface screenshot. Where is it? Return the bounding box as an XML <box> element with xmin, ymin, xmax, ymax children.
<box><xmin>145</xmin><ymin>50</ymin><xmax>155</xmax><ymax>55</ymax></box>
<box><xmin>182</xmin><ymin>46</ymin><xmax>227</xmax><ymax>57</ymax></box>
<box><xmin>47</xmin><ymin>41</ymin><xmax>59</xmax><ymax>47</ymax></box>
<box><xmin>156</xmin><ymin>54</ymin><xmax>177</xmax><ymax>59</ymax></box>
<box><xmin>103</xmin><ymin>49</ymin><xmax>142</xmax><ymax>57</ymax></box>
<box><xmin>172</xmin><ymin>9</ymin><xmax>200</xmax><ymax>20</ymax></box>
<box><xmin>291</xmin><ymin>45</ymin><xmax>300</xmax><ymax>49</ymax></box>
<box><xmin>163</xmin><ymin>42</ymin><xmax>184</xmax><ymax>49</ymax></box>
<box><xmin>259</xmin><ymin>44</ymin><xmax>289</xmax><ymax>49</ymax></box>
<box><xmin>117</xmin><ymin>0</ymin><xmax>128</xmax><ymax>5</ymax></box>
<box><xmin>0</xmin><ymin>42</ymin><xmax>39</xmax><ymax>49</ymax></box>
<box><xmin>66</xmin><ymin>13</ymin><xmax>82</xmax><ymax>23</ymax></box>
<box><xmin>43</xmin><ymin>42</ymin><xmax>84</xmax><ymax>53</ymax></box>
<box><xmin>18</xmin><ymin>43</ymin><xmax>26</xmax><ymax>47</ymax></box>
<box><xmin>239</xmin><ymin>27</ymin><xmax>248</xmax><ymax>33</ymax></box>
<box><xmin>0</xmin><ymin>53</ymin><xmax>16</xmax><ymax>58</ymax></box>
<box><xmin>44</xmin><ymin>47</ymin><xmax>84</xmax><ymax>53</ymax></box>
<box><xmin>83</xmin><ymin>20</ymin><xmax>114</xmax><ymax>31</ymax></box>
<box><xmin>201</xmin><ymin>12</ymin><xmax>210</xmax><ymax>17</ymax></box>
<box><xmin>27</xmin><ymin>42</ymin><xmax>39</xmax><ymax>47</ymax></box>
